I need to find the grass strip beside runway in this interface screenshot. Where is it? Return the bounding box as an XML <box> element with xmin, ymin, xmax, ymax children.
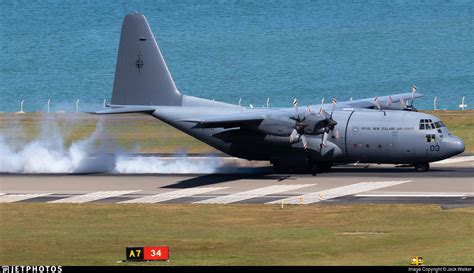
<box><xmin>0</xmin><ymin>203</ymin><xmax>472</xmax><ymax>265</ymax></box>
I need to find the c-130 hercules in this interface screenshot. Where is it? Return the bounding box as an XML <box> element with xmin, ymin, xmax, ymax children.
<box><xmin>96</xmin><ymin>13</ymin><xmax>465</xmax><ymax>175</ymax></box>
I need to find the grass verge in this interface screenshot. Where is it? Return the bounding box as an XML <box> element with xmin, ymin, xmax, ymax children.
<box><xmin>0</xmin><ymin>204</ymin><xmax>473</xmax><ymax>265</ymax></box>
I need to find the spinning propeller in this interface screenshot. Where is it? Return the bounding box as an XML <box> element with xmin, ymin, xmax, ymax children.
<box><xmin>289</xmin><ymin>98</ymin><xmax>339</xmax><ymax>150</ymax></box>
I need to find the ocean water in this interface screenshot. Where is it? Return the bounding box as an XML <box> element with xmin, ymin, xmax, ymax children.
<box><xmin>1</xmin><ymin>0</ymin><xmax>472</xmax><ymax>112</ymax></box>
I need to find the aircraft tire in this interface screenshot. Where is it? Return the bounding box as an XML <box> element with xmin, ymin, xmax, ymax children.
<box><xmin>414</xmin><ymin>162</ymin><xmax>429</xmax><ymax>172</ymax></box>
<box><xmin>318</xmin><ymin>162</ymin><xmax>333</xmax><ymax>173</ymax></box>
<box><xmin>310</xmin><ymin>164</ymin><xmax>319</xmax><ymax>176</ymax></box>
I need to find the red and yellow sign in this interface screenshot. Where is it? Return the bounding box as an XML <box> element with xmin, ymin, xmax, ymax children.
<box><xmin>126</xmin><ymin>246</ymin><xmax>169</xmax><ymax>261</ymax></box>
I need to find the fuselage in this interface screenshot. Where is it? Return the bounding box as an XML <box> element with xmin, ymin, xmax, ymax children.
<box><xmin>152</xmin><ymin>101</ymin><xmax>465</xmax><ymax>166</ymax></box>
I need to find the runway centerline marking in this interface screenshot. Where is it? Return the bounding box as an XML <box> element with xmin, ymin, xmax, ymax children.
<box><xmin>119</xmin><ymin>187</ymin><xmax>228</xmax><ymax>204</ymax></box>
<box><xmin>0</xmin><ymin>193</ymin><xmax>52</xmax><ymax>203</ymax></box>
<box><xmin>49</xmin><ymin>190</ymin><xmax>139</xmax><ymax>203</ymax></box>
<box><xmin>267</xmin><ymin>180</ymin><xmax>412</xmax><ymax>204</ymax></box>
<box><xmin>194</xmin><ymin>184</ymin><xmax>316</xmax><ymax>204</ymax></box>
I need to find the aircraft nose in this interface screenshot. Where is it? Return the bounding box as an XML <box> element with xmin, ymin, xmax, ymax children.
<box><xmin>445</xmin><ymin>136</ymin><xmax>465</xmax><ymax>155</ymax></box>
<box><xmin>457</xmin><ymin>138</ymin><xmax>466</xmax><ymax>154</ymax></box>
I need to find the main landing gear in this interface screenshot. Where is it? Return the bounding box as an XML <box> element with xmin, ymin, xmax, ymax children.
<box><xmin>414</xmin><ymin>162</ymin><xmax>429</xmax><ymax>172</ymax></box>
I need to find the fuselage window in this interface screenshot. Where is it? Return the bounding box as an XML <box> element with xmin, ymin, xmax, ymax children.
<box><xmin>426</xmin><ymin>134</ymin><xmax>436</xmax><ymax>143</ymax></box>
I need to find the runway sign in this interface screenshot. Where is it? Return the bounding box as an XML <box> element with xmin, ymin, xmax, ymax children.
<box><xmin>126</xmin><ymin>246</ymin><xmax>169</xmax><ymax>261</ymax></box>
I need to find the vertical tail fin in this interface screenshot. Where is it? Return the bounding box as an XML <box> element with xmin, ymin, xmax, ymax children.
<box><xmin>111</xmin><ymin>13</ymin><xmax>182</xmax><ymax>106</ymax></box>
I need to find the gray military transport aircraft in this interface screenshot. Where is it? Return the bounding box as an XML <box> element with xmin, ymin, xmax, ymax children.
<box><xmin>95</xmin><ymin>13</ymin><xmax>465</xmax><ymax>175</ymax></box>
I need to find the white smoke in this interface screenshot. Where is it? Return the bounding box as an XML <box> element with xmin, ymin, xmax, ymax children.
<box><xmin>0</xmin><ymin>116</ymin><xmax>225</xmax><ymax>174</ymax></box>
<box><xmin>0</xmin><ymin>117</ymin><xmax>115</xmax><ymax>173</ymax></box>
<box><xmin>115</xmin><ymin>156</ymin><xmax>221</xmax><ymax>174</ymax></box>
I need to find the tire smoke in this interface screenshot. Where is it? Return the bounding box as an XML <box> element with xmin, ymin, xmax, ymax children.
<box><xmin>0</xmin><ymin>116</ymin><xmax>224</xmax><ymax>174</ymax></box>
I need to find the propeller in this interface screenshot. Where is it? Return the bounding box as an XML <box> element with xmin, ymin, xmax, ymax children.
<box><xmin>320</xmin><ymin>98</ymin><xmax>338</xmax><ymax>150</ymax></box>
<box><xmin>289</xmin><ymin>98</ymin><xmax>339</xmax><ymax>151</ymax></box>
<box><xmin>289</xmin><ymin>98</ymin><xmax>310</xmax><ymax>149</ymax></box>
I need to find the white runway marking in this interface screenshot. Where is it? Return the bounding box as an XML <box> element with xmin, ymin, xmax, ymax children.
<box><xmin>49</xmin><ymin>190</ymin><xmax>139</xmax><ymax>203</ymax></box>
<box><xmin>120</xmin><ymin>187</ymin><xmax>228</xmax><ymax>204</ymax></box>
<box><xmin>267</xmin><ymin>180</ymin><xmax>412</xmax><ymax>204</ymax></box>
<box><xmin>195</xmin><ymin>184</ymin><xmax>316</xmax><ymax>204</ymax></box>
<box><xmin>433</xmin><ymin>156</ymin><xmax>474</xmax><ymax>164</ymax></box>
<box><xmin>355</xmin><ymin>193</ymin><xmax>466</xmax><ymax>198</ymax></box>
<box><xmin>0</xmin><ymin>193</ymin><xmax>52</xmax><ymax>203</ymax></box>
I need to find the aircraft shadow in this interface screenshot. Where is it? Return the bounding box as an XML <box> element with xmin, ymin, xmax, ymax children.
<box><xmin>162</xmin><ymin>173</ymin><xmax>294</xmax><ymax>189</ymax></box>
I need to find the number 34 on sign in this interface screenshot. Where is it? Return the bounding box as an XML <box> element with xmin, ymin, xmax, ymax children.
<box><xmin>126</xmin><ymin>246</ymin><xmax>169</xmax><ymax>261</ymax></box>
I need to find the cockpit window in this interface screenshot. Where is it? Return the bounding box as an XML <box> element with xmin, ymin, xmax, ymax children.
<box><xmin>420</xmin><ymin>119</ymin><xmax>433</xmax><ymax>130</ymax></box>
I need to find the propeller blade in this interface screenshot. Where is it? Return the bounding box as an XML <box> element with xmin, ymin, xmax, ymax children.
<box><xmin>301</xmin><ymin>135</ymin><xmax>308</xmax><ymax>149</ymax></box>
<box><xmin>386</xmin><ymin>96</ymin><xmax>392</xmax><ymax>108</ymax></box>
<box><xmin>322</xmin><ymin>131</ymin><xmax>329</xmax><ymax>146</ymax></box>
<box><xmin>293</xmin><ymin>98</ymin><xmax>299</xmax><ymax>117</ymax></box>
<box><xmin>374</xmin><ymin>96</ymin><xmax>380</xmax><ymax>110</ymax></box>
<box><xmin>334</xmin><ymin>128</ymin><xmax>340</xmax><ymax>140</ymax></box>
<box><xmin>289</xmin><ymin>129</ymin><xmax>299</xmax><ymax>142</ymax></box>
<box><xmin>400</xmin><ymin>98</ymin><xmax>406</xmax><ymax>108</ymax></box>
<box><xmin>330</xmin><ymin>97</ymin><xmax>337</xmax><ymax>117</ymax></box>
<box><xmin>410</xmin><ymin>84</ymin><xmax>417</xmax><ymax>107</ymax></box>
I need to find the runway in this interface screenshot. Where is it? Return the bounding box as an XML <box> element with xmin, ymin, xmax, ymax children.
<box><xmin>0</xmin><ymin>156</ymin><xmax>473</xmax><ymax>208</ymax></box>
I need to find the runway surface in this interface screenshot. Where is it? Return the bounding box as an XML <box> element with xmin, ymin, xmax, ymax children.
<box><xmin>0</xmin><ymin>156</ymin><xmax>473</xmax><ymax>208</ymax></box>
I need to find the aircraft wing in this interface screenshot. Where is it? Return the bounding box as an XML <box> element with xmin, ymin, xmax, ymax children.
<box><xmin>180</xmin><ymin>111</ymin><xmax>271</xmax><ymax>129</ymax></box>
<box><xmin>336</xmin><ymin>92</ymin><xmax>423</xmax><ymax>109</ymax></box>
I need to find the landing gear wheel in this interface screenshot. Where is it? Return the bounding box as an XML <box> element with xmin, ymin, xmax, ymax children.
<box><xmin>310</xmin><ymin>164</ymin><xmax>319</xmax><ymax>176</ymax></box>
<box><xmin>414</xmin><ymin>162</ymin><xmax>429</xmax><ymax>172</ymax></box>
<box><xmin>319</xmin><ymin>162</ymin><xmax>333</xmax><ymax>173</ymax></box>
